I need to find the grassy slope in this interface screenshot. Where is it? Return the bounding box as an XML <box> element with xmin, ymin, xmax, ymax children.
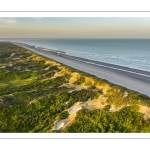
<box><xmin>0</xmin><ymin>42</ymin><xmax>150</xmax><ymax>133</ymax></box>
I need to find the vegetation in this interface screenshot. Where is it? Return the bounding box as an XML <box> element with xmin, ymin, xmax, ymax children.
<box><xmin>75</xmin><ymin>76</ymin><xmax>85</xmax><ymax>85</ymax></box>
<box><xmin>62</xmin><ymin>105</ymin><xmax>150</xmax><ymax>133</ymax></box>
<box><xmin>67</xmin><ymin>89</ymin><xmax>99</xmax><ymax>107</ymax></box>
<box><xmin>59</xmin><ymin>111</ymin><xmax>69</xmax><ymax>119</ymax></box>
<box><xmin>0</xmin><ymin>42</ymin><xmax>150</xmax><ymax>133</ymax></box>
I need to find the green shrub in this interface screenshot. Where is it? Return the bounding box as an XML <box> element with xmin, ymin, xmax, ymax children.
<box><xmin>75</xmin><ymin>77</ymin><xmax>85</xmax><ymax>85</ymax></box>
<box><xmin>59</xmin><ymin>111</ymin><xmax>69</xmax><ymax>119</ymax></box>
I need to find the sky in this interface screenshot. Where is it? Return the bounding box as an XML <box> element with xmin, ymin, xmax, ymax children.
<box><xmin>0</xmin><ymin>17</ymin><xmax>150</xmax><ymax>38</ymax></box>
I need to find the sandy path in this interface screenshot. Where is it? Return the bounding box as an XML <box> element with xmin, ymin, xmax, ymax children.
<box><xmin>52</xmin><ymin>96</ymin><xmax>107</xmax><ymax>130</ymax></box>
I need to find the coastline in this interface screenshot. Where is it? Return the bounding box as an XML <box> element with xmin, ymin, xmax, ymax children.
<box><xmin>1</xmin><ymin>41</ymin><xmax>150</xmax><ymax>133</ymax></box>
<box><xmin>13</xmin><ymin>42</ymin><xmax>150</xmax><ymax>97</ymax></box>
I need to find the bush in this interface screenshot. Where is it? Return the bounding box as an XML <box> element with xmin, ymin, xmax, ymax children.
<box><xmin>75</xmin><ymin>77</ymin><xmax>85</xmax><ymax>85</ymax></box>
<box><xmin>59</xmin><ymin>111</ymin><xmax>69</xmax><ymax>119</ymax></box>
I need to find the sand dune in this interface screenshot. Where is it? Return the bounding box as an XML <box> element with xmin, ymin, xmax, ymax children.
<box><xmin>14</xmin><ymin>42</ymin><xmax>150</xmax><ymax>97</ymax></box>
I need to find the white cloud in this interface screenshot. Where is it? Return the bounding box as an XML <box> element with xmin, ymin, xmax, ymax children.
<box><xmin>0</xmin><ymin>18</ymin><xmax>17</xmax><ymax>24</ymax></box>
<box><xmin>5</xmin><ymin>19</ymin><xmax>17</xmax><ymax>24</ymax></box>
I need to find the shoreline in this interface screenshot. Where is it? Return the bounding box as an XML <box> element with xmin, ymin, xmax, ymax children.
<box><xmin>13</xmin><ymin>42</ymin><xmax>150</xmax><ymax>76</ymax></box>
<box><xmin>12</xmin><ymin>42</ymin><xmax>150</xmax><ymax>97</ymax></box>
<box><xmin>1</xmin><ymin>42</ymin><xmax>150</xmax><ymax>133</ymax></box>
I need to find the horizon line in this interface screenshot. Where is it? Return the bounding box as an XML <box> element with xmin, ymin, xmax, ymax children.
<box><xmin>1</xmin><ymin>37</ymin><xmax>150</xmax><ymax>39</ymax></box>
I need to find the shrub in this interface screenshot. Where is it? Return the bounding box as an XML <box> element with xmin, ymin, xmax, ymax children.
<box><xmin>75</xmin><ymin>77</ymin><xmax>85</xmax><ymax>85</ymax></box>
<box><xmin>59</xmin><ymin>111</ymin><xmax>69</xmax><ymax>119</ymax></box>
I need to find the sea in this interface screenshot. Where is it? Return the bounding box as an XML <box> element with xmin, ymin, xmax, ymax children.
<box><xmin>6</xmin><ymin>38</ymin><xmax>150</xmax><ymax>72</ymax></box>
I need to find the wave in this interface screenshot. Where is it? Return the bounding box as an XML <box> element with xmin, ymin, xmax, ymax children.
<box><xmin>10</xmin><ymin>39</ymin><xmax>150</xmax><ymax>72</ymax></box>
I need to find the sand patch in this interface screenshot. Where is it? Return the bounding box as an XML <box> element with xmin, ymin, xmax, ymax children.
<box><xmin>52</xmin><ymin>102</ymin><xmax>83</xmax><ymax>130</ymax></box>
<box><xmin>59</xmin><ymin>83</ymin><xmax>83</xmax><ymax>92</ymax></box>
<box><xmin>96</xmin><ymin>84</ymin><xmax>111</xmax><ymax>94</ymax></box>
<box><xmin>109</xmin><ymin>104</ymin><xmax>125</xmax><ymax>112</ymax></box>
<box><xmin>10</xmin><ymin>53</ymin><xmax>15</xmax><ymax>57</ymax></box>
<box><xmin>84</xmin><ymin>77</ymin><xmax>94</xmax><ymax>86</ymax></box>
<box><xmin>52</xmin><ymin>112</ymin><xmax>77</xmax><ymax>130</ymax></box>
<box><xmin>52</xmin><ymin>67</ymin><xmax>71</xmax><ymax>78</ymax></box>
<box><xmin>34</xmin><ymin>56</ymin><xmax>43</xmax><ymax>61</ymax></box>
<box><xmin>60</xmin><ymin>67</ymin><xmax>71</xmax><ymax>75</ymax></box>
<box><xmin>82</xmin><ymin>99</ymin><xmax>106</xmax><ymax>110</ymax></box>
<box><xmin>45</xmin><ymin>60</ymin><xmax>51</xmax><ymax>65</ymax></box>
<box><xmin>0</xmin><ymin>66</ymin><xmax>6</xmax><ymax>69</ymax></box>
<box><xmin>28</xmin><ymin>100</ymin><xmax>37</xmax><ymax>105</ymax></box>
<box><xmin>45</xmin><ymin>66</ymin><xmax>50</xmax><ymax>70</ymax></box>
<box><xmin>52</xmin><ymin>95</ymin><xmax>107</xmax><ymax>130</ymax></box>
<box><xmin>123</xmin><ymin>91</ymin><xmax>128</xmax><ymax>98</ymax></box>
<box><xmin>139</xmin><ymin>105</ymin><xmax>150</xmax><ymax>120</ymax></box>
<box><xmin>68</xmin><ymin>102</ymin><xmax>83</xmax><ymax>113</ymax></box>
<box><xmin>45</xmin><ymin>60</ymin><xmax>60</xmax><ymax>66</ymax></box>
<box><xmin>53</xmin><ymin>71</ymin><xmax>63</xmax><ymax>78</ymax></box>
<box><xmin>59</xmin><ymin>83</ymin><xmax>76</xmax><ymax>89</ymax></box>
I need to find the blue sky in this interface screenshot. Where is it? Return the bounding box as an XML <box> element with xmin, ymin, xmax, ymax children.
<box><xmin>0</xmin><ymin>17</ymin><xmax>150</xmax><ymax>38</ymax></box>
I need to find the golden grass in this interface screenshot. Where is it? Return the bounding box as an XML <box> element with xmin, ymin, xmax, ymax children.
<box><xmin>69</xmin><ymin>72</ymin><xmax>80</xmax><ymax>83</ymax></box>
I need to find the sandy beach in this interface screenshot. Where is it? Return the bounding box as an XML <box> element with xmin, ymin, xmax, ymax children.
<box><xmin>14</xmin><ymin>42</ymin><xmax>150</xmax><ymax>97</ymax></box>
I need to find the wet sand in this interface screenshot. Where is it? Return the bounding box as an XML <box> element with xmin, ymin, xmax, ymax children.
<box><xmin>14</xmin><ymin>42</ymin><xmax>150</xmax><ymax>97</ymax></box>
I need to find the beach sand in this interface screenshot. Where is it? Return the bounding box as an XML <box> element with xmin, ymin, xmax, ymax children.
<box><xmin>14</xmin><ymin>42</ymin><xmax>150</xmax><ymax>97</ymax></box>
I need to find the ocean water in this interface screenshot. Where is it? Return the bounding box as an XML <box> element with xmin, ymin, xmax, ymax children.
<box><xmin>9</xmin><ymin>38</ymin><xmax>150</xmax><ymax>72</ymax></box>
